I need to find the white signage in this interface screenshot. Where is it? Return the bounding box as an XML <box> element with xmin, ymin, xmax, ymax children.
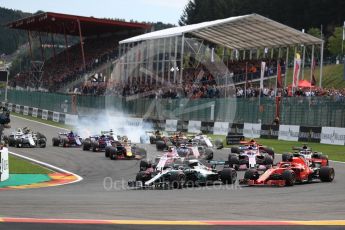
<box><xmin>32</xmin><ymin>108</ymin><xmax>38</xmax><ymax>117</ymax></box>
<box><xmin>243</xmin><ymin>123</ymin><xmax>261</xmax><ymax>138</ymax></box>
<box><xmin>278</xmin><ymin>125</ymin><xmax>300</xmax><ymax>142</ymax></box>
<box><xmin>188</xmin><ymin>120</ymin><xmax>201</xmax><ymax>134</ymax></box>
<box><xmin>165</xmin><ymin>120</ymin><xmax>178</xmax><ymax>132</ymax></box>
<box><xmin>15</xmin><ymin>105</ymin><xmax>20</xmax><ymax>113</ymax></box>
<box><xmin>23</xmin><ymin>106</ymin><xmax>29</xmax><ymax>115</ymax></box>
<box><xmin>53</xmin><ymin>112</ymin><xmax>60</xmax><ymax>122</ymax></box>
<box><xmin>0</xmin><ymin>147</ymin><xmax>9</xmax><ymax>182</ymax></box>
<box><xmin>42</xmin><ymin>110</ymin><xmax>48</xmax><ymax>120</ymax></box>
<box><xmin>321</xmin><ymin>127</ymin><xmax>345</xmax><ymax>145</ymax></box>
<box><xmin>213</xmin><ymin>122</ymin><xmax>229</xmax><ymax>135</ymax></box>
<box><xmin>8</xmin><ymin>103</ymin><xmax>13</xmax><ymax>112</ymax></box>
<box><xmin>65</xmin><ymin>114</ymin><xmax>79</xmax><ymax>126</ymax></box>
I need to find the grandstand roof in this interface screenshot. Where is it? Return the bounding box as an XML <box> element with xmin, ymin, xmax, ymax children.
<box><xmin>120</xmin><ymin>14</ymin><xmax>323</xmax><ymax>49</ymax></box>
<box><xmin>7</xmin><ymin>12</ymin><xmax>151</xmax><ymax>37</ymax></box>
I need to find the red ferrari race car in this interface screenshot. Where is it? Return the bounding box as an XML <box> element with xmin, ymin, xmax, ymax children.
<box><xmin>240</xmin><ymin>153</ymin><xmax>335</xmax><ymax>187</ymax></box>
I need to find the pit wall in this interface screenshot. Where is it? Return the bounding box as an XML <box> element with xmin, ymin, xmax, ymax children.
<box><xmin>3</xmin><ymin>102</ymin><xmax>345</xmax><ymax>146</ymax></box>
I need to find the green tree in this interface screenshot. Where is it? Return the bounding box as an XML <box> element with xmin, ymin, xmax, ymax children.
<box><xmin>327</xmin><ymin>27</ymin><xmax>343</xmax><ymax>57</ymax></box>
<box><xmin>307</xmin><ymin>28</ymin><xmax>322</xmax><ymax>39</ymax></box>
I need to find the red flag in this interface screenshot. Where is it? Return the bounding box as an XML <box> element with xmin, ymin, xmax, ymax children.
<box><xmin>277</xmin><ymin>62</ymin><xmax>282</xmax><ymax>88</ymax></box>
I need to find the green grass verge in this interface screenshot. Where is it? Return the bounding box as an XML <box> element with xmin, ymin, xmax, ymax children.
<box><xmin>286</xmin><ymin>64</ymin><xmax>345</xmax><ymax>89</ymax></box>
<box><xmin>9</xmin><ymin>155</ymin><xmax>53</xmax><ymax>174</ymax></box>
<box><xmin>209</xmin><ymin>134</ymin><xmax>345</xmax><ymax>162</ymax></box>
<box><xmin>12</xmin><ymin>112</ymin><xmax>73</xmax><ymax>130</ymax></box>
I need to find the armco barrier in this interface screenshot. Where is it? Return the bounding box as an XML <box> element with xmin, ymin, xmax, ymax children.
<box><xmin>3</xmin><ymin>102</ymin><xmax>345</xmax><ymax>146</ymax></box>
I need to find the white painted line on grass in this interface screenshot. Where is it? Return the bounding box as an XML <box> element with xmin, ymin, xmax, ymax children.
<box><xmin>9</xmin><ymin>151</ymin><xmax>83</xmax><ymax>187</ymax></box>
<box><xmin>12</xmin><ymin>114</ymin><xmax>69</xmax><ymax>131</ymax></box>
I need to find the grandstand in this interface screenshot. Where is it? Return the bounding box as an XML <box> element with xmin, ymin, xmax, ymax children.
<box><xmin>113</xmin><ymin>14</ymin><xmax>324</xmax><ymax>98</ymax></box>
<box><xmin>7</xmin><ymin>12</ymin><xmax>151</xmax><ymax>91</ymax></box>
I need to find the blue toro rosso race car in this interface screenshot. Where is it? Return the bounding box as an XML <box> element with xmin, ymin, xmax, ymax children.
<box><xmin>82</xmin><ymin>130</ymin><xmax>115</xmax><ymax>152</ymax></box>
<box><xmin>52</xmin><ymin>131</ymin><xmax>82</xmax><ymax>147</ymax></box>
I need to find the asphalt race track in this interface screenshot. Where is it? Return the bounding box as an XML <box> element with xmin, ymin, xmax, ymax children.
<box><xmin>0</xmin><ymin>116</ymin><xmax>345</xmax><ymax>223</ymax></box>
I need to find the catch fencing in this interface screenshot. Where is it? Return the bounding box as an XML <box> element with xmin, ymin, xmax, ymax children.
<box><xmin>3</xmin><ymin>90</ymin><xmax>345</xmax><ymax>127</ymax></box>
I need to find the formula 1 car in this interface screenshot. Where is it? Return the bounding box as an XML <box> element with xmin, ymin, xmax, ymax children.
<box><xmin>140</xmin><ymin>130</ymin><xmax>168</xmax><ymax>144</ymax></box>
<box><xmin>288</xmin><ymin>145</ymin><xmax>329</xmax><ymax>167</ymax></box>
<box><xmin>239</xmin><ymin>153</ymin><xmax>335</xmax><ymax>186</ymax></box>
<box><xmin>82</xmin><ymin>130</ymin><xmax>115</xmax><ymax>152</ymax></box>
<box><xmin>105</xmin><ymin>140</ymin><xmax>147</xmax><ymax>160</ymax></box>
<box><xmin>176</xmin><ymin>144</ymin><xmax>214</xmax><ymax>161</ymax></box>
<box><xmin>128</xmin><ymin>158</ymin><xmax>236</xmax><ymax>189</ymax></box>
<box><xmin>52</xmin><ymin>131</ymin><xmax>82</xmax><ymax>147</ymax></box>
<box><xmin>5</xmin><ymin>127</ymin><xmax>46</xmax><ymax>148</ymax></box>
<box><xmin>228</xmin><ymin>140</ymin><xmax>274</xmax><ymax>170</ymax></box>
<box><xmin>190</xmin><ymin>134</ymin><xmax>224</xmax><ymax>149</ymax></box>
<box><xmin>230</xmin><ymin>140</ymin><xmax>275</xmax><ymax>157</ymax></box>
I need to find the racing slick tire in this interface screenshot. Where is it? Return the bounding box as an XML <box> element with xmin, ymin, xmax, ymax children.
<box><xmin>105</xmin><ymin>146</ymin><xmax>111</xmax><ymax>158</ymax></box>
<box><xmin>8</xmin><ymin>136</ymin><xmax>16</xmax><ymax>147</ymax></box>
<box><xmin>37</xmin><ymin>139</ymin><xmax>46</xmax><ymax>148</ymax></box>
<box><xmin>204</xmin><ymin>148</ymin><xmax>214</xmax><ymax>161</ymax></box>
<box><xmin>108</xmin><ymin>147</ymin><xmax>118</xmax><ymax>160</ymax></box>
<box><xmin>231</xmin><ymin>147</ymin><xmax>240</xmax><ymax>154</ymax></box>
<box><xmin>136</xmin><ymin>171</ymin><xmax>151</xmax><ymax>184</ymax></box>
<box><xmin>228</xmin><ymin>154</ymin><xmax>240</xmax><ymax>169</ymax></box>
<box><xmin>16</xmin><ymin>139</ymin><xmax>23</xmax><ymax>148</ymax></box>
<box><xmin>62</xmin><ymin>137</ymin><xmax>69</xmax><ymax>147</ymax></box>
<box><xmin>52</xmin><ymin>137</ymin><xmax>60</xmax><ymax>146</ymax></box>
<box><xmin>169</xmin><ymin>172</ymin><xmax>186</xmax><ymax>189</ymax></box>
<box><xmin>282</xmin><ymin>153</ymin><xmax>293</xmax><ymax>162</ymax></box>
<box><xmin>282</xmin><ymin>170</ymin><xmax>296</xmax><ymax>186</ymax></box>
<box><xmin>83</xmin><ymin>138</ymin><xmax>91</xmax><ymax>151</ymax></box>
<box><xmin>214</xmin><ymin>139</ymin><xmax>224</xmax><ymax>149</ymax></box>
<box><xmin>139</xmin><ymin>160</ymin><xmax>151</xmax><ymax>171</ymax></box>
<box><xmin>244</xmin><ymin>169</ymin><xmax>260</xmax><ymax>180</ymax></box>
<box><xmin>319</xmin><ymin>166</ymin><xmax>335</xmax><ymax>182</ymax></box>
<box><xmin>262</xmin><ymin>147</ymin><xmax>275</xmax><ymax>159</ymax></box>
<box><xmin>91</xmin><ymin>141</ymin><xmax>99</xmax><ymax>152</ymax></box>
<box><xmin>149</xmin><ymin>136</ymin><xmax>156</xmax><ymax>144</ymax></box>
<box><xmin>264</xmin><ymin>155</ymin><xmax>273</xmax><ymax>166</ymax></box>
<box><xmin>156</xmin><ymin>141</ymin><xmax>167</xmax><ymax>151</ymax></box>
<box><xmin>220</xmin><ymin>168</ymin><xmax>237</xmax><ymax>184</ymax></box>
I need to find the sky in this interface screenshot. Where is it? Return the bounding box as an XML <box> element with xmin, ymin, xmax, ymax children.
<box><xmin>0</xmin><ymin>0</ymin><xmax>190</xmax><ymax>24</ymax></box>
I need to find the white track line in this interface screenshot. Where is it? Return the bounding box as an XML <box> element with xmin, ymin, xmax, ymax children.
<box><xmin>10</xmin><ymin>151</ymin><xmax>83</xmax><ymax>187</ymax></box>
<box><xmin>12</xmin><ymin>114</ymin><xmax>69</xmax><ymax>131</ymax></box>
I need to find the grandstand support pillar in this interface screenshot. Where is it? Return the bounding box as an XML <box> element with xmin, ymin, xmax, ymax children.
<box><xmin>319</xmin><ymin>42</ymin><xmax>324</xmax><ymax>88</ymax></box>
<box><xmin>162</xmin><ymin>38</ymin><xmax>166</xmax><ymax>84</ymax></box>
<box><xmin>63</xmin><ymin>23</ymin><xmax>70</xmax><ymax>65</ymax></box>
<box><xmin>180</xmin><ymin>34</ymin><xmax>185</xmax><ymax>84</ymax></box>
<box><xmin>243</xmin><ymin>50</ymin><xmax>246</xmax><ymax>60</ymax></box>
<box><xmin>301</xmin><ymin>44</ymin><xmax>306</xmax><ymax>79</ymax></box>
<box><xmin>27</xmin><ymin>30</ymin><xmax>33</xmax><ymax>59</ymax></box>
<box><xmin>38</xmin><ymin>32</ymin><xmax>45</xmax><ymax>61</ymax></box>
<box><xmin>271</xmin><ymin>48</ymin><xmax>274</xmax><ymax>59</ymax></box>
<box><xmin>77</xmin><ymin>19</ymin><xmax>86</xmax><ymax>70</ymax></box>
<box><xmin>51</xmin><ymin>33</ymin><xmax>56</xmax><ymax>59</ymax></box>
<box><xmin>173</xmin><ymin>36</ymin><xmax>178</xmax><ymax>84</ymax></box>
<box><xmin>249</xmin><ymin>50</ymin><xmax>252</xmax><ymax>60</ymax></box>
<box><xmin>222</xmin><ymin>47</ymin><xmax>226</xmax><ymax>62</ymax></box>
<box><xmin>310</xmin><ymin>44</ymin><xmax>315</xmax><ymax>83</ymax></box>
<box><xmin>284</xmin><ymin>47</ymin><xmax>289</xmax><ymax>88</ymax></box>
<box><xmin>256</xmin><ymin>49</ymin><xmax>260</xmax><ymax>59</ymax></box>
